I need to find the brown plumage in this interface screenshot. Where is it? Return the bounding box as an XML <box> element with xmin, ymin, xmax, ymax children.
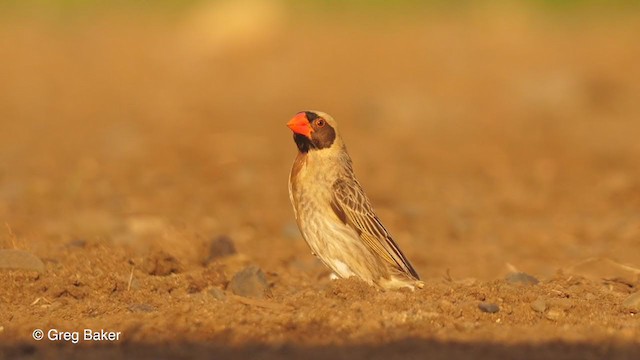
<box><xmin>287</xmin><ymin>111</ymin><xmax>423</xmax><ymax>290</ymax></box>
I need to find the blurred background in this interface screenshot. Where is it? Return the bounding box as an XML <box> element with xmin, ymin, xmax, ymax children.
<box><xmin>1</xmin><ymin>0</ymin><xmax>639</xmax><ymax>280</ymax></box>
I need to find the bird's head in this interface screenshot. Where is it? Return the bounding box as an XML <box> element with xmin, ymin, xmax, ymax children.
<box><xmin>287</xmin><ymin>110</ymin><xmax>339</xmax><ymax>153</ymax></box>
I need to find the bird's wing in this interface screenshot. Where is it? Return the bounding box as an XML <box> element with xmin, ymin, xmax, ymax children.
<box><xmin>331</xmin><ymin>177</ymin><xmax>419</xmax><ymax>279</ymax></box>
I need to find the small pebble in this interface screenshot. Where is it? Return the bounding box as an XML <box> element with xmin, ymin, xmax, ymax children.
<box><xmin>456</xmin><ymin>278</ymin><xmax>477</xmax><ymax>286</ymax></box>
<box><xmin>205</xmin><ymin>235</ymin><xmax>236</xmax><ymax>264</ymax></box>
<box><xmin>546</xmin><ymin>309</ymin><xmax>563</xmax><ymax>321</ymax></box>
<box><xmin>622</xmin><ymin>291</ymin><xmax>640</xmax><ymax>312</ymax></box>
<box><xmin>530</xmin><ymin>298</ymin><xmax>547</xmax><ymax>313</ymax></box>
<box><xmin>227</xmin><ymin>265</ymin><xmax>271</xmax><ymax>299</ymax></box>
<box><xmin>128</xmin><ymin>303</ymin><xmax>156</xmax><ymax>313</ymax></box>
<box><xmin>208</xmin><ymin>287</ymin><xmax>227</xmax><ymax>301</ymax></box>
<box><xmin>478</xmin><ymin>302</ymin><xmax>500</xmax><ymax>313</ymax></box>
<box><xmin>505</xmin><ymin>272</ymin><xmax>539</xmax><ymax>285</ymax></box>
<box><xmin>66</xmin><ymin>239</ymin><xmax>87</xmax><ymax>248</ymax></box>
<box><xmin>454</xmin><ymin>321</ymin><xmax>478</xmax><ymax>331</ymax></box>
<box><xmin>0</xmin><ymin>249</ymin><xmax>45</xmax><ymax>273</ymax></box>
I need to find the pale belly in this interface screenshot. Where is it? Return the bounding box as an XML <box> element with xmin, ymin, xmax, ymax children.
<box><xmin>293</xmin><ymin>191</ymin><xmax>376</xmax><ymax>282</ymax></box>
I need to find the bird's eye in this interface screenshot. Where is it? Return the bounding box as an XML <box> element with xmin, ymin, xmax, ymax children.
<box><xmin>316</xmin><ymin>119</ymin><xmax>325</xmax><ymax>127</ymax></box>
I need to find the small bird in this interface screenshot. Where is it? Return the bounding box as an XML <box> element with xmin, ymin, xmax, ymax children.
<box><xmin>287</xmin><ymin>111</ymin><xmax>423</xmax><ymax>290</ymax></box>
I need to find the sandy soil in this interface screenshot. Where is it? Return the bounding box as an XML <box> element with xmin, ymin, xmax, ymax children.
<box><xmin>0</xmin><ymin>3</ymin><xmax>639</xmax><ymax>359</ymax></box>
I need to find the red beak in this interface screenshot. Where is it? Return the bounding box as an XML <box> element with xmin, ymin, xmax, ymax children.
<box><xmin>287</xmin><ymin>112</ymin><xmax>313</xmax><ymax>138</ymax></box>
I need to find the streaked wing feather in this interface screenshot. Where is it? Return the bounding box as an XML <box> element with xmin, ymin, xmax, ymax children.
<box><xmin>331</xmin><ymin>178</ymin><xmax>419</xmax><ymax>279</ymax></box>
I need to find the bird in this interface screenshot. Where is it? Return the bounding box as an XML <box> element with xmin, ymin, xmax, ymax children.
<box><xmin>287</xmin><ymin>110</ymin><xmax>423</xmax><ymax>290</ymax></box>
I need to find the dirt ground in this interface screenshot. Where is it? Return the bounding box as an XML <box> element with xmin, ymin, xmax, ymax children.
<box><xmin>1</xmin><ymin>2</ymin><xmax>639</xmax><ymax>359</ymax></box>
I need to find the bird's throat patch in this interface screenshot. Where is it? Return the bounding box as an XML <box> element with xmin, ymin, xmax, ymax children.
<box><xmin>294</xmin><ymin>133</ymin><xmax>312</xmax><ymax>153</ymax></box>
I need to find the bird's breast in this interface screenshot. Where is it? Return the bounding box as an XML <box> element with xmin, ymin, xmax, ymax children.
<box><xmin>291</xmin><ymin>155</ymin><xmax>335</xmax><ymax>199</ymax></box>
<box><xmin>289</xmin><ymin>152</ymin><xmax>342</xmax><ymax>225</ymax></box>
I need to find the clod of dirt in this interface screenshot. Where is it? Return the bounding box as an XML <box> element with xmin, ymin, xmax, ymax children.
<box><xmin>144</xmin><ymin>251</ymin><xmax>182</xmax><ymax>276</ymax></box>
<box><xmin>505</xmin><ymin>272</ymin><xmax>539</xmax><ymax>285</ymax></box>
<box><xmin>50</xmin><ymin>285</ymin><xmax>87</xmax><ymax>300</ymax></box>
<box><xmin>128</xmin><ymin>303</ymin><xmax>157</xmax><ymax>313</ymax></box>
<box><xmin>227</xmin><ymin>265</ymin><xmax>271</xmax><ymax>299</ymax></box>
<box><xmin>478</xmin><ymin>302</ymin><xmax>500</xmax><ymax>313</ymax></box>
<box><xmin>530</xmin><ymin>298</ymin><xmax>547</xmax><ymax>313</ymax></box>
<box><xmin>326</xmin><ymin>277</ymin><xmax>378</xmax><ymax>300</ymax></box>
<box><xmin>622</xmin><ymin>291</ymin><xmax>640</xmax><ymax>312</ymax></box>
<box><xmin>204</xmin><ymin>235</ymin><xmax>237</xmax><ymax>265</ymax></box>
<box><xmin>185</xmin><ymin>265</ymin><xmax>229</xmax><ymax>294</ymax></box>
<box><xmin>186</xmin><ymin>274</ymin><xmax>208</xmax><ymax>294</ymax></box>
<box><xmin>203</xmin><ymin>264</ymin><xmax>228</xmax><ymax>287</ymax></box>
<box><xmin>0</xmin><ymin>249</ymin><xmax>45</xmax><ymax>273</ymax></box>
<box><xmin>208</xmin><ymin>287</ymin><xmax>227</xmax><ymax>301</ymax></box>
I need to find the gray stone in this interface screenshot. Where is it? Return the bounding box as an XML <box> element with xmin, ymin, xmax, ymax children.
<box><xmin>227</xmin><ymin>265</ymin><xmax>270</xmax><ymax>299</ymax></box>
<box><xmin>478</xmin><ymin>302</ymin><xmax>500</xmax><ymax>313</ymax></box>
<box><xmin>0</xmin><ymin>249</ymin><xmax>45</xmax><ymax>273</ymax></box>
<box><xmin>505</xmin><ymin>272</ymin><xmax>539</xmax><ymax>285</ymax></box>
<box><xmin>205</xmin><ymin>235</ymin><xmax>236</xmax><ymax>264</ymax></box>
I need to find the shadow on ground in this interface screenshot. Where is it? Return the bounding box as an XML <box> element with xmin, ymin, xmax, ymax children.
<box><xmin>5</xmin><ymin>339</ymin><xmax>639</xmax><ymax>360</ymax></box>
